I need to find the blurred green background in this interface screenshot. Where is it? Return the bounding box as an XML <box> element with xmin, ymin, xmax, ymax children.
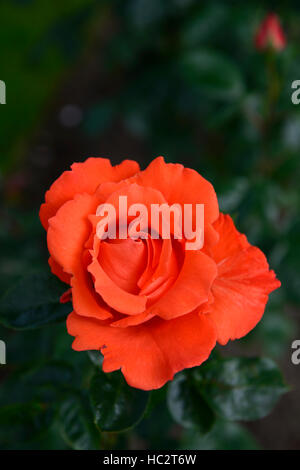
<box><xmin>0</xmin><ymin>0</ymin><xmax>300</xmax><ymax>450</ymax></box>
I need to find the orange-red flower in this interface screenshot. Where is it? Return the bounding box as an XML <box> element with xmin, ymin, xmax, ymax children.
<box><xmin>40</xmin><ymin>157</ymin><xmax>280</xmax><ymax>390</ymax></box>
<box><xmin>255</xmin><ymin>13</ymin><xmax>286</xmax><ymax>51</ymax></box>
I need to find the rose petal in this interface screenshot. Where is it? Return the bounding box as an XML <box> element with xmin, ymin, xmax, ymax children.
<box><xmin>48</xmin><ymin>257</ymin><xmax>71</xmax><ymax>285</ymax></box>
<box><xmin>67</xmin><ymin>310</ymin><xmax>217</xmax><ymax>390</ymax></box>
<box><xmin>139</xmin><ymin>238</ymin><xmax>180</xmax><ymax>298</ymax></box>
<box><xmin>48</xmin><ymin>192</ymin><xmax>112</xmax><ymax>320</ymax></box>
<box><xmin>150</xmin><ymin>250</ymin><xmax>217</xmax><ymax>320</ymax></box>
<box><xmin>134</xmin><ymin>157</ymin><xmax>219</xmax><ymax>245</ymax></box>
<box><xmin>88</xmin><ymin>258</ymin><xmax>147</xmax><ymax>315</ymax></box>
<box><xmin>111</xmin><ymin>311</ymin><xmax>155</xmax><ymax>328</ymax></box>
<box><xmin>71</xmin><ymin>261</ymin><xmax>113</xmax><ymax>321</ymax></box>
<box><xmin>47</xmin><ymin>193</ymin><xmax>98</xmax><ymax>274</ymax></box>
<box><xmin>99</xmin><ymin>238</ymin><xmax>147</xmax><ymax>294</ymax></box>
<box><xmin>40</xmin><ymin>158</ymin><xmax>139</xmax><ymax>229</ymax></box>
<box><xmin>206</xmin><ymin>214</ymin><xmax>281</xmax><ymax>345</ymax></box>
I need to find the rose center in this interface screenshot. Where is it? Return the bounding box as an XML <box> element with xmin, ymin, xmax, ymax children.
<box><xmin>98</xmin><ymin>237</ymin><xmax>148</xmax><ymax>294</ymax></box>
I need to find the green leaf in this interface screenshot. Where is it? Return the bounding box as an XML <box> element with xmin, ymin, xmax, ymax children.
<box><xmin>180</xmin><ymin>49</ymin><xmax>243</xmax><ymax>100</ymax></box>
<box><xmin>167</xmin><ymin>371</ymin><xmax>215</xmax><ymax>433</ymax></box>
<box><xmin>0</xmin><ymin>272</ymin><xmax>70</xmax><ymax>329</ymax></box>
<box><xmin>58</xmin><ymin>392</ymin><xmax>99</xmax><ymax>450</ymax></box>
<box><xmin>0</xmin><ymin>402</ymin><xmax>53</xmax><ymax>447</ymax></box>
<box><xmin>181</xmin><ymin>420</ymin><xmax>259</xmax><ymax>450</ymax></box>
<box><xmin>90</xmin><ymin>371</ymin><xmax>149</xmax><ymax>432</ymax></box>
<box><xmin>23</xmin><ymin>360</ymin><xmax>77</xmax><ymax>401</ymax></box>
<box><xmin>195</xmin><ymin>357</ymin><xmax>288</xmax><ymax>421</ymax></box>
<box><xmin>0</xmin><ymin>360</ymin><xmax>77</xmax><ymax>406</ymax></box>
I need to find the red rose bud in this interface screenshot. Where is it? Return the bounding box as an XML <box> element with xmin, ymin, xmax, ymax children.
<box><xmin>255</xmin><ymin>13</ymin><xmax>286</xmax><ymax>51</ymax></box>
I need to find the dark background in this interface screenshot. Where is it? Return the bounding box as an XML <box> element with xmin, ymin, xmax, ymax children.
<box><xmin>0</xmin><ymin>0</ymin><xmax>300</xmax><ymax>450</ymax></box>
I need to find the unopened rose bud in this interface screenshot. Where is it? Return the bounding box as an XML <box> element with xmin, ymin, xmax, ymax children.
<box><xmin>255</xmin><ymin>13</ymin><xmax>286</xmax><ymax>51</ymax></box>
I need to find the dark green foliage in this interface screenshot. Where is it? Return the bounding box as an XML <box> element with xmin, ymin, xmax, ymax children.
<box><xmin>167</xmin><ymin>357</ymin><xmax>287</xmax><ymax>433</ymax></box>
<box><xmin>0</xmin><ymin>272</ymin><xmax>70</xmax><ymax>329</ymax></box>
<box><xmin>194</xmin><ymin>357</ymin><xmax>288</xmax><ymax>421</ymax></box>
<box><xmin>167</xmin><ymin>371</ymin><xmax>215</xmax><ymax>433</ymax></box>
<box><xmin>90</xmin><ymin>371</ymin><xmax>150</xmax><ymax>432</ymax></box>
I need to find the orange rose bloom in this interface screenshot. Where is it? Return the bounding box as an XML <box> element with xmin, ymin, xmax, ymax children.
<box><xmin>40</xmin><ymin>157</ymin><xmax>280</xmax><ymax>390</ymax></box>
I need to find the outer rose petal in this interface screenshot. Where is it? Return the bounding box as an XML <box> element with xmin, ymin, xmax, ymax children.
<box><xmin>47</xmin><ymin>192</ymin><xmax>98</xmax><ymax>275</ymax></box>
<box><xmin>48</xmin><ymin>257</ymin><xmax>71</xmax><ymax>285</ymax></box>
<box><xmin>48</xmin><ymin>192</ymin><xmax>112</xmax><ymax>321</ymax></box>
<box><xmin>67</xmin><ymin>311</ymin><xmax>217</xmax><ymax>390</ymax></box>
<box><xmin>135</xmin><ymin>157</ymin><xmax>218</xmax><ymax>222</ymax></box>
<box><xmin>206</xmin><ymin>214</ymin><xmax>281</xmax><ymax>345</ymax></box>
<box><xmin>40</xmin><ymin>158</ymin><xmax>140</xmax><ymax>229</ymax></box>
<box><xmin>133</xmin><ymin>157</ymin><xmax>220</xmax><ymax>246</ymax></box>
